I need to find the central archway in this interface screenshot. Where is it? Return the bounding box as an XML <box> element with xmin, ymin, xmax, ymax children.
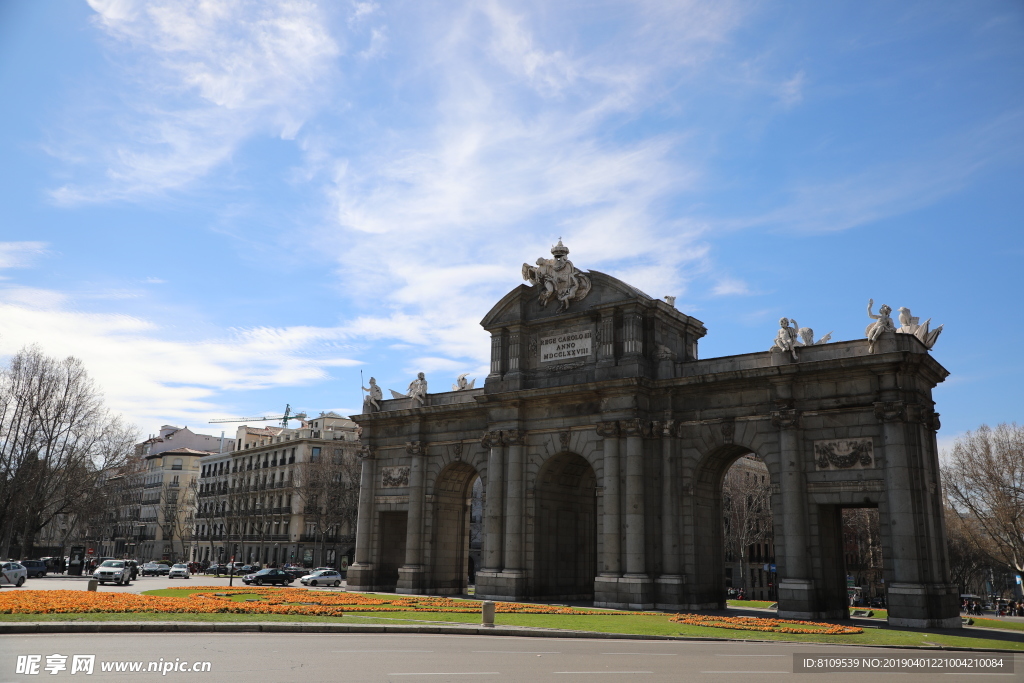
<box><xmin>533</xmin><ymin>451</ymin><xmax>597</xmax><ymax>600</ymax></box>
<box><xmin>430</xmin><ymin>461</ymin><xmax>479</xmax><ymax>595</ymax></box>
<box><xmin>691</xmin><ymin>445</ymin><xmax>777</xmax><ymax>609</ymax></box>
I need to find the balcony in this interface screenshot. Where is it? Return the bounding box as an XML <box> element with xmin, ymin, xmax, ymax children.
<box><xmin>298</xmin><ymin>534</ymin><xmax>340</xmax><ymax>543</ymax></box>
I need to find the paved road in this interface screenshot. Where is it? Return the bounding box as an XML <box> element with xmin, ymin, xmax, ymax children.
<box><xmin>5</xmin><ymin>633</ymin><xmax>1018</xmax><ymax>683</ymax></box>
<box><xmin>3</xmin><ymin>574</ymin><xmax>345</xmax><ymax>594</ymax></box>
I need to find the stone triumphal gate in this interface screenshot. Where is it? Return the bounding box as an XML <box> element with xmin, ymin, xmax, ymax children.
<box><xmin>347</xmin><ymin>243</ymin><xmax>959</xmax><ymax>628</ymax></box>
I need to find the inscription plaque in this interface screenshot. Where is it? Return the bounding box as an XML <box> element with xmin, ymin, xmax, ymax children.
<box><xmin>540</xmin><ymin>329</ymin><xmax>592</xmax><ymax>363</ymax></box>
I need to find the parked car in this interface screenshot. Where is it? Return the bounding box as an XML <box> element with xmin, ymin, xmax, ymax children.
<box><xmin>300</xmin><ymin>569</ymin><xmax>342</xmax><ymax>587</ymax></box>
<box><xmin>242</xmin><ymin>568</ymin><xmax>294</xmax><ymax>586</ymax></box>
<box><xmin>93</xmin><ymin>560</ymin><xmax>131</xmax><ymax>585</ymax></box>
<box><xmin>141</xmin><ymin>562</ymin><xmax>163</xmax><ymax>577</ymax></box>
<box><xmin>0</xmin><ymin>561</ymin><xmax>27</xmax><ymax>587</ymax></box>
<box><xmin>167</xmin><ymin>564</ymin><xmax>190</xmax><ymax>579</ymax></box>
<box><xmin>20</xmin><ymin>560</ymin><xmax>47</xmax><ymax>578</ymax></box>
<box><xmin>204</xmin><ymin>563</ymin><xmax>227</xmax><ymax>575</ymax></box>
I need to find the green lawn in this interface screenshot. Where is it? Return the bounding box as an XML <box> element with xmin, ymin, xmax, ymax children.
<box><xmin>726</xmin><ymin>600</ymin><xmax>776</xmax><ymax>609</ymax></box>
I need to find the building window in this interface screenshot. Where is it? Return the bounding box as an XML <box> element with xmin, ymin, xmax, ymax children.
<box><xmin>311</xmin><ymin>447</ymin><xmax>321</xmax><ymax>461</ymax></box>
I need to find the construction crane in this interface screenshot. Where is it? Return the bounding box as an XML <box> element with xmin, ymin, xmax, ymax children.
<box><xmin>208</xmin><ymin>404</ymin><xmax>308</xmax><ymax>428</ymax></box>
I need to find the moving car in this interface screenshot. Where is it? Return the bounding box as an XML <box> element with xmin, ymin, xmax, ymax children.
<box><xmin>242</xmin><ymin>568</ymin><xmax>293</xmax><ymax>586</ymax></box>
<box><xmin>300</xmin><ymin>569</ymin><xmax>342</xmax><ymax>587</ymax></box>
<box><xmin>20</xmin><ymin>560</ymin><xmax>47</xmax><ymax>578</ymax></box>
<box><xmin>93</xmin><ymin>560</ymin><xmax>131</xmax><ymax>585</ymax></box>
<box><xmin>204</xmin><ymin>563</ymin><xmax>227</xmax><ymax>575</ymax></box>
<box><xmin>141</xmin><ymin>562</ymin><xmax>163</xmax><ymax>577</ymax></box>
<box><xmin>0</xmin><ymin>561</ymin><xmax>27</xmax><ymax>587</ymax></box>
<box><xmin>167</xmin><ymin>563</ymin><xmax>190</xmax><ymax>579</ymax></box>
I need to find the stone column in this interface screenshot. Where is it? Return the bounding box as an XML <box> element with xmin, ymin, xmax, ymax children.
<box><xmin>772</xmin><ymin>405</ymin><xmax>814</xmax><ymax>619</ymax></box>
<box><xmin>503</xmin><ymin>430</ymin><xmax>525</xmax><ymax>572</ymax></box>
<box><xmin>347</xmin><ymin>446</ymin><xmax>376</xmax><ymax>590</ymax></box>
<box><xmin>598</xmin><ymin>311</ymin><xmax>616</xmax><ymax>363</ymax></box>
<box><xmin>488</xmin><ymin>332</ymin><xmax>503</xmax><ymax>379</ymax></box>
<box><xmin>660</xmin><ymin>421</ymin><xmax>679</xmax><ymax>576</ymax></box>
<box><xmin>876</xmin><ymin>395</ymin><xmax>959</xmax><ymax>628</ymax></box>
<box><xmin>597</xmin><ymin>421</ymin><xmax>621</xmax><ymax>576</ymax></box>
<box><xmin>622</xmin><ymin>419</ymin><xmax>648</xmax><ymax>576</ymax></box>
<box><xmin>482</xmin><ymin>430</ymin><xmax>505</xmax><ymax>571</ymax></box>
<box><xmin>402</xmin><ymin>441</ymin><xmax>426</xmax><ymax>566</ymax></box>
<box><xmin>622</xmin><ymin>312</ymin><xmax>643</xmax><ymax>356</ymax></box>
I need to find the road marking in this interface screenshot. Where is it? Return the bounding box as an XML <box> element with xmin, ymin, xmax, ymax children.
<box><xmin>472</xmin><ymin>651</ymin><xmax>560</xmax><ymax>654</ymax></box>
<box><xmin>554</xmin><ymin>672</ymin><xmax>653</xmax><ymax>675</ymax></box>
<box><xmin>388</xmin><ymin>673</ymin><xmax>499</xmax><ymax>677</ymax></box>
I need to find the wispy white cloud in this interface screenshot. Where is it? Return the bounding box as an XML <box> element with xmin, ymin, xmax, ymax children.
<box><xmin>50</xmin><ymin>0</ymin><xmax>341</xmax><ymax>202</ymax></box>
<box><xmin>313</xmin><ymin>1</ymin><xmax>749</xmax><ymax>366</ymax></box>
<box><xmin>712</xmin><ymin>277</ymin><xmax>753</xmax><ymax>296</ymax></box>
<box><xmin>0</xmin><ymin>287</ymin><xmax>361</xmax><ymax>430</ymax></box>
<box><xmin>0</xmin><ymin>242</ymin><xmax>49</xmax><ymax>270</ymax></box>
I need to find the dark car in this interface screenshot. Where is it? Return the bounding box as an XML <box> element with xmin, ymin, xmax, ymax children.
<box><xmin>19</xmin><ymin>560</ymin><xmax>47</xmax><ymax>578</ymax></box>
<box><xmin>242</xmin><ymin>568</ymin><xmax>294</xmax><ymax>586</ymax></box>
<box><xmin>204</xmin><ymin>563</ymin><xmax>227</xmax><ymax>575</ymax></box>
<box><xmin>282</xmin><ymin>567</ymin><xmax>309</xmax><ymax>580</ymax></box>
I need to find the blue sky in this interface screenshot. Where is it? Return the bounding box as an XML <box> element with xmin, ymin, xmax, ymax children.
<box><xmin>0</xmin><ymin>0</ymin><xmax>1021</xmax><ymax>448</ymax></box>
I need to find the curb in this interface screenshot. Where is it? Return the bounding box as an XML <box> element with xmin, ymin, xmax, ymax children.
<box><xmin>0</xmin><ymin>621</ymin><xmax>1020</xmax><ymax>652</ymax></box>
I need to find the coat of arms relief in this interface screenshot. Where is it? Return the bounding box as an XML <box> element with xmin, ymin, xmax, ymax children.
<box><xmin>522</xmin><ymin>239</ymin><xmax>592</xmax><ymax>312</ymax></box>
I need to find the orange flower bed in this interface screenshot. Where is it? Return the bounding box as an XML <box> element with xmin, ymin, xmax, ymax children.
<box><xmin>0</xmin><ymin>588</ymin><xmax>660</xmax><ymax>618</ymax></box>
<box><xmin>670</xmin><ymin>613</ymin><xmax>862</xmax><ymax>635</ymax></box>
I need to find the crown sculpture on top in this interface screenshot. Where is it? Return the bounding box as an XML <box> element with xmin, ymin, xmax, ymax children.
<box><xmin>522</xmin><ymin>239</ymin><xmax>593</xmax><ymax>312</ymax></box>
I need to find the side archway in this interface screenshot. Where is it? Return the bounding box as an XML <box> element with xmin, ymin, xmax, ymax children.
<box><xmin>430</xmin><ymin>461</ymin><xmax>480</xmax><ymax>594</ymax></box>
<box><xmin>533</xmin><ymin>451</ymin><xmax>597</xmax><ymax>600</ymax></box>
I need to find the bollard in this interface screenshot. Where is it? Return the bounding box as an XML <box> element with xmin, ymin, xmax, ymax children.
<box><xmin>481</xmin><ymin>600</ymin><xmax>495</xmax><ymax>628</ymax></box>
<box><xmin>87</xmin><ymin>579</ymin><xmax>98</xmax><ymax>592</ymax></box>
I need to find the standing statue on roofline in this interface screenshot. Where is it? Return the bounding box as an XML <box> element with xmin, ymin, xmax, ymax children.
<box><xmin>361</xmin><ymin>377</ymin><xmax>382</xmax><ymax>413</ymax></box>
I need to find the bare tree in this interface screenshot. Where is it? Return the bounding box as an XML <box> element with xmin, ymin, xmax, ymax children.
<box><xmin>722</xmin><ymin>456</ymin><xmax>774</xmax><ymax>594</ymax></box>
<box><xmin>942</xmin><ymin>423</ymin><xmax>1024</xmax><ymax>572</ymax></box>
<box><xmin>944</xmin><ymin>505</ymin><xmax>994</xmax><ymax>596</ymax></box>
<box><xmin>0</xmin><ymin>346</ymin><xmax>136</xmax><ymax>558</ymax></box>
<box><xmin>298</xmin><ymin>446</ymin><xmax>360</xmax><ymax>566</ymax></box>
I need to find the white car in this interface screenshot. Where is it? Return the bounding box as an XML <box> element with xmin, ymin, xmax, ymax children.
<box><xmin>167</xmin><ymin>563</ymin><xmax>190</xmax><ymax>579</ymax></box>
<box><xmin>1</xmin><ymin>561</ymin><xmax>27</xmax><ymax>587</ymax></box>
<box><xmin>300</xmin><ymin>569</ymin><xmax>342</xmax><ymax>587</ymax></box>
<box><xmin>93</xmin><ymin>560</ymin><xmax>131</xmax><ymax>585</ymax></box>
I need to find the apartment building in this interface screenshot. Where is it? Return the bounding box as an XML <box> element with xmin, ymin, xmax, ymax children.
<box><xmin>192</xmin><ymin>413</ymin><xmax>361</xmax><ymax>568</ymax></box>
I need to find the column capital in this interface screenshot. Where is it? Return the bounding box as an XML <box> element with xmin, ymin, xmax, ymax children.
<box><xmin>405</xmin><ymin>440</ymin><xmax>425</xmax><ymax>456</ymax></box>
<box><xmin>358</xmin><ymin>445</ymin><xmax>376</xmax><ymax>459</ymax></box>
<box><xmin>505</xmin><ymin>429</ymin><xmax>526</xmax><ymax>446</ymax></box>
<box><xmin>621</xmin><ymin>418</ymin><xmax>651</xmax><ymax>437</ymax></box>
<box><xmin>650</xmin><ymin>420</ymin><xmax>675</xmax><ymax>437</ymax></box>
<box><xmin>770</xmin><ymin>409</ymin><xmax>800</xmax><ymax>430</ymax></box>
<box><xmin>480</xmin><ymin>430</ymin><xmax>504</xmax><ymax>448</ymax></box>
<box><xmin>596</xmin><ymin>421</ymin><xmax>620</xmax><ymax>438</ymax></box>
